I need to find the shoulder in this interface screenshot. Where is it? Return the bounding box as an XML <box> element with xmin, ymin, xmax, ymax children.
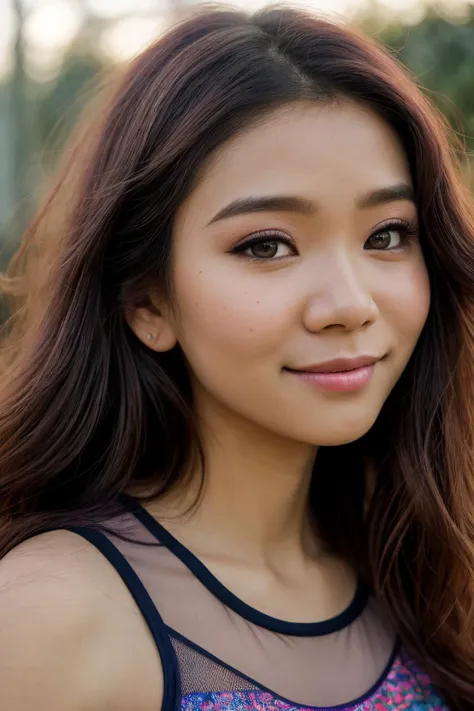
<box><xmin>0</xmin><ymin>529</ymin><xmax>163</xmax><ymax>711</ymax></box>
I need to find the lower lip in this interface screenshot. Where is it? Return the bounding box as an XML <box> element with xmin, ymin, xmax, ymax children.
<box><xmin>287</xmin><ymin>364</ymin><xmax>376</xmax><ymax>392</ymax></box>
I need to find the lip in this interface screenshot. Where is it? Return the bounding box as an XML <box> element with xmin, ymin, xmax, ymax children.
<box><xmin>284</xmin><ymin>355</ymin><xmax>382</xmax><ymax>393</ymax></box>
<box><xmin>289</xmin><ymin>355</ymin><xmax>381</xmax><ymax>374</ymax></box>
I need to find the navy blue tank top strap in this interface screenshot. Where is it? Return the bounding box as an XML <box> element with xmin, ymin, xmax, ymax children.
<box><xmin>60</xmin><ymin>509</ymin><xmax>449</xmax><ymax>711</ymax></box>
<box><xmin>67</xmin><ymin>526</ymin><xmax>180</xmax><ymax>711</ymax></box>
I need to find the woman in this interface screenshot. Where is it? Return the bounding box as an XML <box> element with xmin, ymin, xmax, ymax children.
<box><xmin>0</xmin><ymin>4</ymin><xmax>472</xmax><ymax>709</ymax></box>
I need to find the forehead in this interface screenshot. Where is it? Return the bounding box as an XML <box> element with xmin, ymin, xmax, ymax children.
<box><xmin>179</xmin><ymin>100</ymin><xmax>412</xmax><ymax>225</ymax></box>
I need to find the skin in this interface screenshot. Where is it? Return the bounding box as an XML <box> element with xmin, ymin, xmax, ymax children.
<box><xmin>0</xmin><ymin>99</ymin><xmax>430</xmax><ymax>709</ymax></box>
<box><xmin>131</xmin><ymin>99</ymin><xmax>429</xmax><ymax>616</ymax></box>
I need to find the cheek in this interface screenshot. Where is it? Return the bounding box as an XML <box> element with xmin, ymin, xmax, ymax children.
<box><xmin>172</xmin><ymin>262</ymin><xmax>293</xmax><ymax>363</ymax></box>
<box><xmin>379</xmin><ymin>259</ymin><xmax>430</xmax><ymax>343</ymax></box>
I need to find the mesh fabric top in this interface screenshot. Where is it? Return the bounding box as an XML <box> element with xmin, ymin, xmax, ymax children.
<box><xmin>70</xmin><ymin>495</ymin><xmax>450</xmax><ymax>711</ymax></box>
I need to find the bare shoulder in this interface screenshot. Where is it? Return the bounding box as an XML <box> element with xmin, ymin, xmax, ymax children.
<box><xmin>0</xmin><ymin>530</ymin><xmax>163</xmax><ymax>711</ymax></box>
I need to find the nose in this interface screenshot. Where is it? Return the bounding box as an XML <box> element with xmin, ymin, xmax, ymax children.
<box><xmin>302</xmin><ymin>252</ymin><xmax>379</xmax><ymax>333</ymax></box>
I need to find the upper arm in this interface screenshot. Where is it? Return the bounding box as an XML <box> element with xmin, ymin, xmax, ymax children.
<box><xmin>0</xmin><ymin>531</ymin><xmax>163</xmax><ymax>711</ymax></box>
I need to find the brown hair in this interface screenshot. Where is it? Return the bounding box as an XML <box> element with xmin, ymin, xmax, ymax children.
<box><xmin>1</xmin><ymin>5</ymin><xmax>474</xmax><ymax>707</ymax></box>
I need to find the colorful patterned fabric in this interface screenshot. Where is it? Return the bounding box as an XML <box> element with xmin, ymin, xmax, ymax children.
<box><xmin>181</xmin><ymin>652</ymin><xmax>448</xmax><ymax>711</ymax></box>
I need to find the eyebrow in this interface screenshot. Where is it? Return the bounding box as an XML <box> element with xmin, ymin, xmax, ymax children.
<box><xmin>207</xmin><ymin>195</ymin><xmax>314</xmax><ymax>225</ymax></box>
<box><xmin>206</xmin><ymin>183</ymin><xmax>415</xmax><ymax>225</ymax></box>
<box><xmin>358</xmin><ymin>183</ymin><xmax>415</xmax><ymax>209</ymax></box>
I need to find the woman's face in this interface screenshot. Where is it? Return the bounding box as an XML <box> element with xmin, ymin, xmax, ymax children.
<box><xmin>144</xmin><ymin>100</ymin><xmax>430</xmax><ymax>446</ymax></box>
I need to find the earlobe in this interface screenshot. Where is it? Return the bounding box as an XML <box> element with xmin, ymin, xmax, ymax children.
<box><xmin>125</xmin><ymin>305</ymin><xmax>178</xmax><ymax>352</ymax></box>
<box><xmin>151</xmin><ymin>326</ymin><xmax>178</xmax><ymax>352</ymax></box>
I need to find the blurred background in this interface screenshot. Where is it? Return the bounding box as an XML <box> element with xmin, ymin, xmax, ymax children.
<box><xmin>0</xmin><ymin>0</ymin><xmax>473</xmax><ymax>270</ymax></box>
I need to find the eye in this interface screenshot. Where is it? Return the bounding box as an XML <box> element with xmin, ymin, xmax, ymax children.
<box><xmin>366</xmin><ymin>229</ymin><xmax>401</xmax><ymax>250</ymax></box>
<box><xmin>232</xmin><ymin>232</ymin><xmax>295</xmax><ymax>260</ymax></box>
<box><xmin>245</xmin><ymin>239</ymin><xmax>292</xmax><ymax>259</ymax></box>
<box><xmin>365</xmin><ymin>221</ymin><xmax>418</xmax><ymax>251</ymax></box>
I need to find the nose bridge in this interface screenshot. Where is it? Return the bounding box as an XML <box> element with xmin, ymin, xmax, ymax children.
<box><xmin>328</xmin><ymin>247</ymin><xmax>368</xmax><ymax>299</ymax></box>
<box><xmin>303</xmin><ymin>246</ymin><xmax>377</xmax><ymax>332</ymax></box>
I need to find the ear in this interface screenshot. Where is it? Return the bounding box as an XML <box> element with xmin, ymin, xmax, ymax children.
<box><xmin>125</xmin><ymin>295</ymin><xmax>178</xmax><ymax>353</ymax></box>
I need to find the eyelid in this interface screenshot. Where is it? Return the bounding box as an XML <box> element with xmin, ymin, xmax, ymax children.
<box><xmin>371</xmin><ymin>217</ymin><xmax>418</xmax><ymax>233</ymax></box>
<box><xmin>364</xmin><ymin>217</ymin><xmax>419</xmax><ymax>253</ymax></box>
<box><xmin>231</xmin><ymin>229</ymin><xmax>294</xmax><ymax>252</ymax></box>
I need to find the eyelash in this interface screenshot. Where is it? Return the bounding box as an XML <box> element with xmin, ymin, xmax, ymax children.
<box><xmin>231</xmin><ymin>230</ymin><xmax>294</xmax><ymax>261</ymax></box>
<box><xmin>231</xmin><ymin>220</ymin><xmax>419</xmax><ymax>262</ymax></box>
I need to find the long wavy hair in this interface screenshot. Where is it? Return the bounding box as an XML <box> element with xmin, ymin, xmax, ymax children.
<box><xmin>1</xmin><ymin>5</ymin><xmax>474</xmax><ymax>707</ymax></box>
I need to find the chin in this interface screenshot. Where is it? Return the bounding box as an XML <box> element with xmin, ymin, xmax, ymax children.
<box><xmin>294</xmin><ymin>412</ymin><xmax>380</xmax><ymax>447</ymax></box>
<box><xmin>312</xmin><ymin>429</ymin><xmax>372</xmax><ymax>447</ymax></box>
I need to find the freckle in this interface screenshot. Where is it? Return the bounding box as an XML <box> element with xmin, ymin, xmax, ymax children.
<box><xmin>249</xmin><ymin>327</ymin><xmax>254</xmax><ymax>332</ymax></box>
<box><xmin>198</xmin><ymin>271</ymin><xmax>202</xmax><ymax>275</ymax></box>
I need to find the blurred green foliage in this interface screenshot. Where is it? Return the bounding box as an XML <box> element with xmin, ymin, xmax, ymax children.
<box><xmin>371</xmin><ymin>6</ymin><xmax>474</xmax><ymax>150</ymax></box>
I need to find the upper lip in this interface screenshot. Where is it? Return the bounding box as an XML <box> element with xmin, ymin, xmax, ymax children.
<box><xmin>287</xmin><ymin>355</ymin><xmax>381</xmax><ymax>373</ymax></box>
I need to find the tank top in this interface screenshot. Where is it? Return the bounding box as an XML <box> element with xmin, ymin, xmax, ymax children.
<box><xmin>67</xmin><ymin>494</ymin><xmax>450</xmax><ymax>711</ymax></box>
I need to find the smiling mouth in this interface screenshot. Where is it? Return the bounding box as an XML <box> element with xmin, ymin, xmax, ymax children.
<box><xmin>283</xmin><ymin>355</ymin><xmax>385</xmax><ymax>393</ymax></box>
<box><xmin>285</xmin><ymin>355</ymin><xmax>382</xmax><ymax>373</ymax></box>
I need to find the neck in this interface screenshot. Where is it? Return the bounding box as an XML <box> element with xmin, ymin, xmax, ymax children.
<box><xmin>148</xmin><ymin>397</ymin><xmax>319</xmax><ymax>567</ymax></box>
